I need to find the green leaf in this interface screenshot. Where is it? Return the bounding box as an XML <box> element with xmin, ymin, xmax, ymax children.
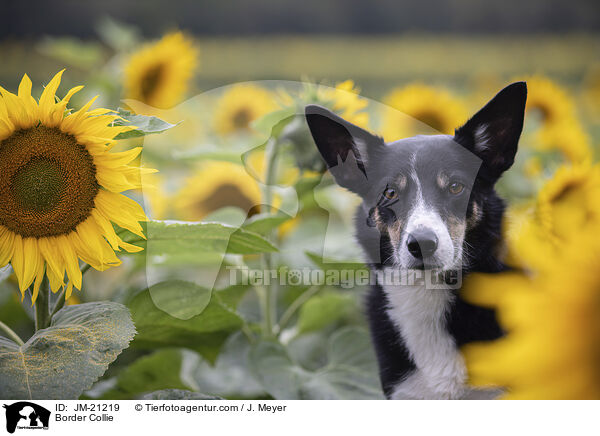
<box><xmin>128</xmin><ymin>285</ymin><xmax>249</xmax><ymax>363</ymax></box>
<box><xmin>301</xmin><ymin>328</ymin><xmax>383</xmax><ymax>400</ymax></box>
<box><xmin>180</xmin><ymin>334</ymin><xmax>265</xmax><ymax>399</ymax></box>
<box><xmin>139</xmin><ymin>221</ymin><xmax>278</xmax><ymax>255</ymax></box>
<box><xmin>141</xmin><ymin>389</ymin><xmax>222</xmax><ymax>400</ymax></box>
<box><xmin>203</xmin><ymin>207</ymin><xmax>247</xmax><ymax>227</ymax></box>
<box><xmin>242</xmin><ymin>213</ymin><xmax>291</xmax><ymax>235</ymax></box>
<box><xmin>250</xmin><ymin>341</ymin><xmax>306</xmax><ymax>400</ymax></box>
<box><xmin>297</xmin><ymin>293</ymin><xmax>356</xmax><ymax>334</ymax></box>
<box><xmin>294</xmin><ymin>172</ymin><xmax>326</xmax><ymax>199</ymax></box>
<box><xmin>113</xmin><ymin>109</ymin><xmax>178</xmax><ymax>139</ymax></box>
<box><xmin>250</xmin><ymin>327</ymin><xmax>384</xmax><ymax>400</ymax></box>
<box><xmin>0</xmin><ymin>302</ymin><xmax>136</xmax><ymax>400</ymax></box>
<box><xmin>148</xmin><ymin>280</ymin><xmax>212</xmax><ymax>320</ymax></box>
<box><xmin>305</xmin><ymin>251</ymin><xmax>367</xmax><ymax>272</ymax></box>
<box><xmin>116</xmin><ymin>349</ymin><xmax>188</xmax><ymax>395</ymax></box>
<box><xmin>251</xmin><ymin>107</ymin><xmax>296</xmax><ymax>137</ymax></box>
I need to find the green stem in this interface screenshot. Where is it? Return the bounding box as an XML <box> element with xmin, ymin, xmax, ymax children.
<box><xmin>0</xmin><ymin>320</ymin><xmax>25</xmax><ymax>346</ymax></box>
<box><xmin>50</xmin><ymin>287</ymin><xmax>67</xmax><ymax>318</ymax></box>
<box><xmin>258</xmin><ymin>137</ymin><xmax>279</xmax><ymax>338</ymax></box>
<box><xmin>240</xmin><ymin>322</ymin><xmax>256</xmax><ymax>344</ymax></box>
<box><xmin>263</xmin><ymin>137</ymin><xmax>279</xmax><ymax>211</ymax></box>
<box><xmin>255</xmin><ymin>282</ymin><xmax>271</xmax><ymax>337</ymax></box>
<box><xmin>275</xmin><ymin>285</ymin><xmax>321</xmax><ymax>334</ymax></box>
<box><xmin>34</xmin><ymin>276</ymin><xmax>50</xmax><ymax>331</ymax></box>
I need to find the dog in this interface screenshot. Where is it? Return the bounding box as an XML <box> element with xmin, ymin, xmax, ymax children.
<box><xmin>305</xmin><ymin>82</ymin><xmax>527</xmax><ymax>399</ymax></box>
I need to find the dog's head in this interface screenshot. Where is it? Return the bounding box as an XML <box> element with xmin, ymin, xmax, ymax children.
<box><xmin>305</xmin><ymin>82</ymin><xmax>527</xmax><ymax>271</ymax></box>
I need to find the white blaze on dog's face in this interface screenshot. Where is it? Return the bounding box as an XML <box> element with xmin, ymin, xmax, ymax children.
<box><xmin>397</xmin><ymin>155</ymin><xmax>464</xmax><ymax>270</ymax></box>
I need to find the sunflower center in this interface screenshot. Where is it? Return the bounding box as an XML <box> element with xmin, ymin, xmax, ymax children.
<box><xmin>530</xmin><ymin>103</ymin><xmax>551</xmax><ymax>123</ymax></box>
<box><xmin>232</xmin><ymin>108</ymin><xmax>252</xmax><ymax>130</ymax></box>
<box><xmin>195</xmin><ymin>183</ymin><xmax>258</xmax><ymax>217</ymax></box>
<box><xmin>415</xmin><ymin>111</ymin><xmax>446</xmax><ymax>133</ymax></box>
<box><xmin>12</xmin><ymin>158</ymin><xmax>63</xmax><ymax>212</ymax></box>
<box><xmin>0</xmin><ymin>126</ymin><xmax>99</xmax><ymax>238</ymax></box>
<box><xmin>140</xmin><ymin>64</ymin><xmax>164</xmax><ymax>102</ymax></box>
<box><xmin>549</xmin><ymin>182</ymin><xmax>591</xmax><ymax>239</ymax></box>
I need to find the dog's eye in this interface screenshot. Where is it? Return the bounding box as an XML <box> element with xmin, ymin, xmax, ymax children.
<box><xmin>383</xmin><ymin>187</ymin><xmax>397</xmax><ymax>200</ymax></box>
<box><xmin>448</xmin><ymin>182</ymin><xmax>464</xmax><ymax>195</ymax></box>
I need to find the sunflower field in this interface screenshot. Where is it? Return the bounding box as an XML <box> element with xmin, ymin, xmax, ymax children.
<box><xmin>0</xmin><ymin>17</ymin><xmax>599</xmax><ymax>401</ymax></box>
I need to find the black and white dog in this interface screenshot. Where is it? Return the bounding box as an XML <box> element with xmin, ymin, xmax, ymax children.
<box><xmin>305</xmin><ymin>82</ymin><xmax>527</xmax><ymax>399</ymax></box>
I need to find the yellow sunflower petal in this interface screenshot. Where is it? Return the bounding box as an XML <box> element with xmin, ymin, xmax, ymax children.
<box><xmin>30</xmin><ymin>261</ymin><xmax>46</xmax><ymax>304</ymax></box>
<box><xmin>64</xmin><ymin>281</ymin><xmax>75</xmax><ymax>300</ymax></box>
<box><xmin>60</xmin><ymin>85</ymin><xmax>84</xmax><ymax>105</ymax></box>
<box><xmin>0</xmin><ymin>86</ymin><xmax>31</xmax><ymax>129</ymax></box>
<box><xmin>38</xmin><ymin>237</ymin><xmax>64</xmax><ymax>282</ymax></box>
<box><xmin>45</xmin><ymin>262</ymin><xmax>65</xmax><ymax>294</ymax></box>
<box><xmin>60</xmin><ymin>95</ymin><xmax>99</xmax><ymax>133</ymax></box>
<box><xmin>0</xmin><ymin>226</ymin><xmax>15</xmax><ymax>266</ymax></box>
<box><xmin>117</xmin><ymin>239</ymin><xmax>144</xmax><ymax>253</ymax></box>
<box><xmin>56</xmin><ymin>235</ymin><xmax>82</xmax><ymax>290</ymax></box>
<box><xmin>461</xmin><ymin>272</ymin><xmax>531</xmax><ymax>307</ymax></box>
<box><xmin>10</xmin><ymin>235</ymin><xmax>26</xmax><ymax>290</ymax></box>
<box><xmin>38</xmin><ymin>69</ymin><xmax>65</xmax><ymax>123</ymax></box>
<box><xmin>17</xmin><ymin>74</ymin><xmax>38</xmax><ymax>125</ymax></box>
<box><xmin>20</xmin><ymin>238</ymin><xmax>42</xmax><ymax>291</ymax></box>
<box><xmin>91</xmin><ymin>209</ymin><xmax>121</xmax><ymax>251</ymax></box>
<box><xmin>93</xmin><ymin>147</ymin><xmax>142</xmax><ymax>167</ymax></box>
<box><xmin>95</xmin><ymin>190</ymin><xmax>148</xmax><ymax>237</ymax></box>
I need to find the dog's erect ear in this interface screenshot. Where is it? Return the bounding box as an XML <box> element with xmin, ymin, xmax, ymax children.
<box><xmin>305</xmin><ymin>104</ymin><xmax>383</xmax><ymax>194</ymax></box>
<box><xmin>454</xmin><ymin>82</ymin><xmax>527</xmax><ymax>181</ymax></box>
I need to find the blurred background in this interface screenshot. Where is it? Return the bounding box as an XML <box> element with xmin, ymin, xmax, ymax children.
<box><xmin>2</xmin><ymin>0</ymin><xmax>599</xmax><ymax>99</ymax></box>
<box><xmin>1</xmin><ymin>0</ymin><xmax>599</xmax><ymax>400</ymax></box>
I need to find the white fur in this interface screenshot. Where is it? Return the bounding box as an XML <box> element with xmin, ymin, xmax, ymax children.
<box><xmin>352</xmin><ymin>138</ymin><xmax>369</xmax><ymax>165</ymax></box>
<box><xmin>474</xmin><ymin>124</ymin><xmax>491</xmax><ymax>152</ymax></box>
<box><xmin>379</xmin><ymin>274</ymin><xmax>467</xmax><ymax>399</ymax></box>
<box><xmin>397</xmin><ymin>167</ymin><xmax>455</xmax><ymax>270</ymax></box>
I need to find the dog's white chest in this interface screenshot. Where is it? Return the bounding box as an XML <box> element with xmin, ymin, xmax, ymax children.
<box><xmin>379</xmin><ymin>272</ymin><xmax>468</xmax><ymax>399</ymax></box>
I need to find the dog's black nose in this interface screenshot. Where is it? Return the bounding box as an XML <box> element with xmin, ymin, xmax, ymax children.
<box><xmin>406</xmin><ymin>229</ymin><xmax>438</xmax><ymax>259</ymax></box>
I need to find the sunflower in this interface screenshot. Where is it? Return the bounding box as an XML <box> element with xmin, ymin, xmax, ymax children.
<box><xmin>534</xmin><ymin>117</ymin><xmax>593</xmax><ymax>163</ymax></box>
<box><xmin>521</xmin><ymin>76</ymin><xmax>592</xmax><ymax>162</ymax></box>
<box><xmin>213</xmin><ymin>84</ymin><xmax>278</xmax><ymax>135</ymax></box>
<box><xmin>460</xmin><ymin>163</ymin><xmax>600</xmax><ymax>399</ymax></box>
<box><xmin>461</xmin><ymin>238</ymin><xmax>600</xmax><ymax>399</ymax></box>
<box><xmin>503</xmin><ymin>163</ymin><xmax>600</xmax><ymax>272</ymax></box>
<box><xmin>381</xmin><ymin>84</ymin><xmax>468</xmax><ymax>139</ymax></box>
<box><xmin>174</xmin><ymin>160</ymin><xmax>262</xmax><ymax>221</ymax></box>
<box><xmin>317</xmin><ymin>80</ymin><xmax>370</xmax><ymax>128</ymax></box>
<box><xmin>124</xmin><ymin>32</ymin><xmax>199</xmax><ymax>109</ymax></box>
<box><xmin>524</xmin><ymin>76</ymin><xmax>577</xmax><ymax>128</ymax></box>
<box><xmin>0</xmin><ymin>71</ymin><xmax>152</xmax><ymax>302</ymax></box>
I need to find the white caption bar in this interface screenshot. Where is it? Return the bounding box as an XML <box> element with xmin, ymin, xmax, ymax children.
<box><xmin>1</xmin><ymin>400</ymin><xmax>596</xmax><ymax>436</ymax></box>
